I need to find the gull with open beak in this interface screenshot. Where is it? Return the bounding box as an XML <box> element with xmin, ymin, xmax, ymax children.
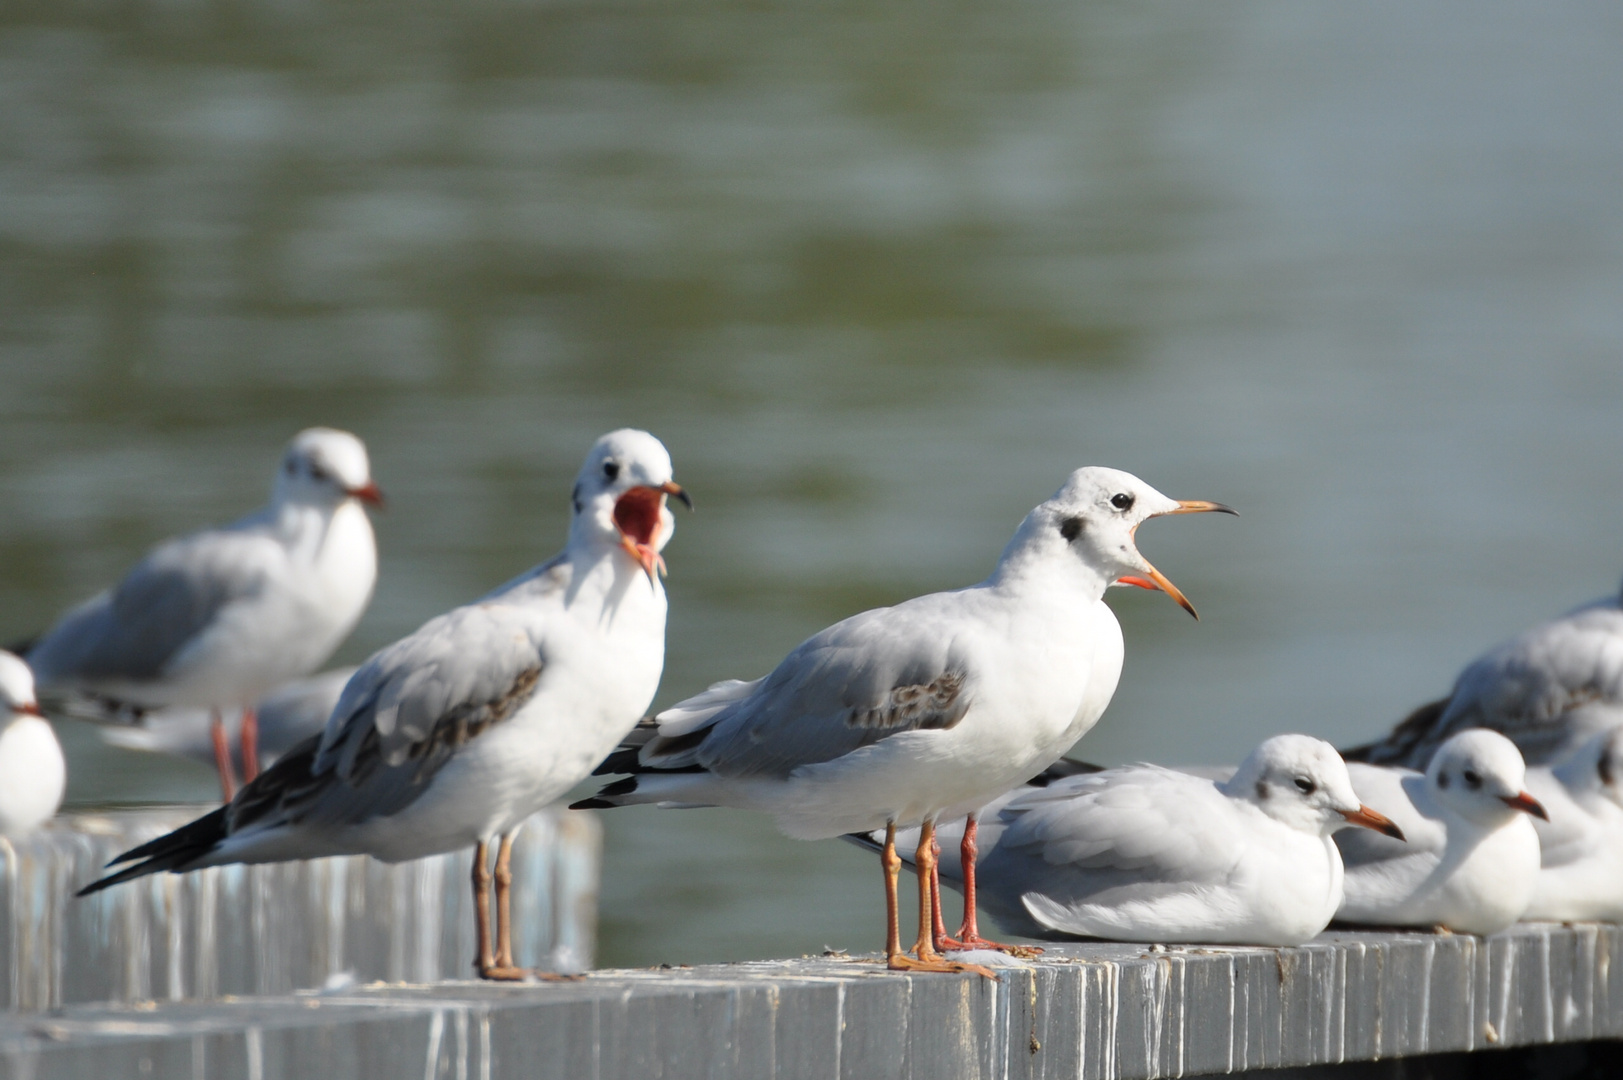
<box><xmin>578</xmin><ymin>466</ymin><xmax>1233</xmax><ymax>976</ymax></box>
<box><xmin>24</xmin><ymin>428</ymin><xmax>382</xmax><ymax>800</ymax></box>
<box><xmin>78</xmin><ymin>429</ymin><xmax>688</xmax><ymax>983</ymax></box>
<box><xmin>851</xmin><ymin>735</ymin><xmax>1403</xmax><ymax>947</ymax></box>
<box><xmin>1336</xmin><ymin>729</ymin><xmax>1547</xmax><ymax>935</ymax></box>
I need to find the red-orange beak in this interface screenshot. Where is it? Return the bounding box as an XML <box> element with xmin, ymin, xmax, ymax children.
<box><xmin>1116</xmin><ymin>575</ymin><xmax>1159</xmax><ymax>591</ymax></box>
<box><xmin>1130</xmin><ymin>500</ymin><xmax>1237</xmax><ymax>621</ymax></box>
<box><xmin>16</xmin><ymin>702</ymin><xmax>44</xmax><ymax>718</ymax></box>
<box><xmin>346</xmin><ymin>482</ymin><xmax>386</xmax><ymax>508</ymax></box>
<box><xmin>1501</xmin><ymin>791</ymin><xmax>1549</xmax><ymax>821</ymax></box>
<box><xmin>613</xmin><ymin>482</ymin><xmax>689</xmax><ymax>585</ymax></box>
<box><xmin>1339</xmin><ymin>804</ymin><xmax>1405</xmax><ymax>840</ymax></box>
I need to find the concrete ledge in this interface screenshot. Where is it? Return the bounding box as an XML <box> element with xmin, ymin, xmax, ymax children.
<box><xmin>0</xmin><ymin>807</ymin><xmax>600</xmax><ymax>1010</ymax></box>
<box><xmin>1</xmin><ymin>924</ymin><xmax>1619</xmax><ymax>1079</ymax></box>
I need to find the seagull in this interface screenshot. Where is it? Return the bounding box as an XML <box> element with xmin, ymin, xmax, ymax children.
<box><xmin>577</xmin><ymin>466</ymin><xmax>1233</xmax><ymax>975</ymax></box>
<box><xmin>1345</xmin><ymin>581</ymin><xmax>1623</xmax><ymax>769</ymax></box>
<box><xmin>852</xmin><ymin>735</ymin><xmax>1402</xmax><ymax>947</ymax></box>
<box><xmin>0</xmin><ymin>652</ymin><xmax>66</xmax><ymax>838</ymax></box>
<box><xmin>100</xmin><ymin>667</ymin><xmax>356</xmax><ymax>774</ymax></box>
<box><xmin>1522</xmin><ymin>725</ymin><xmax>1623</xmax><ymax>922</ymax></box>
<box><xmin>24</xmin><ymin>428</ymin><xmax>383</xmax><ymax>800</ymax></box>
<box><xmin>1336</xmin><ymin>729</ymin><xmax>1547</xmax><ymax>935</ymax></box>
<box><xmin>76</xmin><ymin>429</ymin><xmax>689</xmax><ymax>982</ymax></box>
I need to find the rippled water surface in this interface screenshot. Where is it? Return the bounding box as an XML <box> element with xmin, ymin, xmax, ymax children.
<box><xmin>3</xmin><ymin>1</ymin><xmax>1623</xmax><ymax>966</ymax></box>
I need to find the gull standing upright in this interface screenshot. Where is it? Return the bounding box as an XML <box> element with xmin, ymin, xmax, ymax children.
<box><xmin>25</xmin><ymin>428</ymin><xmax>383</xmax><ymax>798</ymax></box>
<box><xmin>856</xmin><ymin>735</ymin><xmax>1403</xmax><ymax>947</ymax></box>
<box><xmin>579</xmin><ymin>466</ymin><xmax>1233</xmax><ymax>975</ymax></box>
<box><xmin>0</xmin><ymin>652</ymin><xmax>66</xmax><ymax>838</ymax></box>
<box><xmin>1522</xmin><ymin>725</ymin><xmax>1623</xmax><ymax>922</ymax></box>
<box><xmin>77</xmin><ymin>429</ymin><xmax>689</xmax><ymax>982</ymax></box>
<box><xmin>1346</xmin><ymin>581</ymin><xmax>1623</xmax><ymax>769</ymax></box>
<box><xmin>1336</xmin><ymin>729</ymin><xmax>1547</xmax><ymax>935</ymax></box>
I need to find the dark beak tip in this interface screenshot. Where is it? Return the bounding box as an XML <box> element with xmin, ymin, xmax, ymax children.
<box><xmin>1384</xmin><ymin>823</ymin><xmax>1407</xmax><ymax>841</ymax></box>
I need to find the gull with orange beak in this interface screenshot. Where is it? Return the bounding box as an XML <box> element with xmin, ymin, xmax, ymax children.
<box><xmin>579</xmin><ymin>466</ymin><xmax>1233</xmax><ymax>976</ymax></box>
<box><xmin>79</xmin><ymin>429</ymin><xmax>687</xmax><ymax>982</ymax></box>
<box><xmin>24</xmin><ymin>427</ymin><xmax>383</xmax><ymax>799</ymax></box>
<box><xmin>851</xmin><ymin>734</ymin><xmax>1402</xmax><ymax>948</ymax></box>
<box><xmin>1337</xmin><ymin>729</ymin><xmax>1546</xmax><ymax>935</ymax></box>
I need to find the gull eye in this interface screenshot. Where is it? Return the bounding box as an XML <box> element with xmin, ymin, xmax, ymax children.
<box><xmin>1059</xmin><ymin>517</ymin><xmax>1083</xmax><ymax>541</ymax></box>
<box><xmin>308</xmin><ymin>462</ymin><xmax>330</xmax><ymax>483</ymax></box>
<box><xmin>1110</xmin><ymin>492</ymin><xmax>1134</xmax><ymax>511</ymax></box>
<box><xmin>603</xmin><ymin>461</ymin><xmax>620</xmax><ymax>482</ymax></box>
<box><xmin>1294</xmin><ymin>777</ymin><xmax>1315</xmax><ymax>795</ymax></box>
<box><xmin>1462</xmin><ymin>769</ymin><xmax>1482</xmax><ymax>790</ymax></box>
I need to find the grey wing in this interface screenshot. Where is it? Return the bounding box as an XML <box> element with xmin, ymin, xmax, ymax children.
<box><xmin>1381</xmin><ymin>599</ymin><xmax>1623</xmax><ymax>768</ymax></box>
<box><xmin>659</xmin><ymin>606</ymin><xmax>973</xmax><ymax>779</ymax></box>
<box><xmin>1336</xmin><ymin>767</ymin><xmax>1443</xmax><ymax>867</ymax></box>
<box><xmin>231</xmin><ymin>603</ymin><xmax>545</xmax><ymax>830</ymax></box>
<box><xmin>981</xmin><ymin>770</ymin><xmax>1247</xmax><ymax>925</ymax></box>
<box><xmin>29</xmin><ymin>531</ymin><xmax>273</xmax><ymax>686</ymax></box>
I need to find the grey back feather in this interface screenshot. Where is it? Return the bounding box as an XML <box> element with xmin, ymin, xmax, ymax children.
<box><xmin>30</xmin><ymin>532</ymin><xmax>273</xmax><ymax>684</ymax></box>
<box><xmin>655</xmin><ymin>606</ymin><xmax>974</xmax><ymax>779</ymax></box>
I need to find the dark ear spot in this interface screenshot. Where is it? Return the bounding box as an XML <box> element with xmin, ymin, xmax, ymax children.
<box><xmin>1059</xmin><ymin>517</ymin><xmax>1083</xmax><ymax>542</ymax></box>
<box><xmin>1436</xmin><ymin>772</ymin><xmax>1449</xmax><ymax>789</ymax></box>
<box><xmin>1600</xmin><ymin>750</ymin><xmax>1614</xmax><ymax>787</ymax></box>
<box><xmin>1255</xmin><ymin>780</ymin><xmax>1268</xmax><ymax>800</ymax></box>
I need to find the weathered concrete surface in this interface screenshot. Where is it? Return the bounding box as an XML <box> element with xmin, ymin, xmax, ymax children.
<box><xmin>0</xmin><ymin>924</ymin><xmax>1618</xmax><ymax>1079</ymax></box>
<box><xmin>0</xmin><ymin>807</ymin><xmax>600</xmax><ymax>1011</ymax></box>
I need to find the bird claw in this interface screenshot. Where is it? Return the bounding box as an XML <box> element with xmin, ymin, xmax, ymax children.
<box><xmin>888</xmin><ymin>952</ymin><xmax>999</xmax><ymax>980</ymax></box>
<box><xmin>476</xmin><ymin>965</ymin><xmax>531</xmax><ymax>982</ymax></box>
<box><xmin>937</xmin><ymin>934</ymin><xmax>1042</xmax><ymax>958</ymax></box>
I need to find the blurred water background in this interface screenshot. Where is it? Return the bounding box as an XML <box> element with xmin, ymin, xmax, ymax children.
<box><xmin>2</xmin><ymin>0</ymin><xmax>1621</xmax><ymax>967</ymax></box>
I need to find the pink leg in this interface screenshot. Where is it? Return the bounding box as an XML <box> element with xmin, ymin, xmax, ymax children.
<box><xmin>941</xmin><ymin>815</ymin><xmax>1043</xmax><ymax>956</ymax></box>
<box><xmin>210</xmin><ymin>710</ymin><xmax>237</xmax><ymax>802</ymax></box>
<box><xmin>240</xmin><ymin>707</ymin><xmax>260</xmax><ymax>783</ymax></box>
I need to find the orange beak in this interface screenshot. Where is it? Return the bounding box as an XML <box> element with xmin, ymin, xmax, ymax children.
<box><xmin>346</xmin><ymin>482</ymin><xmax>386</xmax><ymax>508</ymax></box>
<box><xmin>16</xmin><ymin>702</ymin><xmax>44</xmax><ymax>718</ymax></box>
<box><xmin>1339</xmin><ymin>804</ymin><xmax>1405</xmax><ymax>840</ymax></box>
<box><xmin>1131</xmin><ymin>500</ymin><xmax>1238</xmax><ymax>621</ymax></box>
<box><xmin>1501</xmin><ymin>791</ymin><xmax>1549</xmax><ymax>821</ymax></box>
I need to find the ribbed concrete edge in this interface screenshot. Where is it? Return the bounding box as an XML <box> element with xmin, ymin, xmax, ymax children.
<box><xmin>1</xmin><ymin>924</ymin><xmax>1618</xmax><ymax>1080</ymax></box>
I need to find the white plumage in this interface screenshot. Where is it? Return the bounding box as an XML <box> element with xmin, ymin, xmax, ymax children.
<box><xmin>1337</xmin><ymin>729</ymin><xmax>1546</xmax><ymax>935</ymax></box>
<box><xmin>867</xmin><ymin>735</ymin><xmax>1402</xmax><ymax>947</ymax></box>
<box><xmin>0</xmin><ymin>652</ymin><xmax>65</xmax><ymax>838</ymax></box>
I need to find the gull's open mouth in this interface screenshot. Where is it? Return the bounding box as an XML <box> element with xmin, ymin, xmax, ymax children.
<box><xmin>613</xmin><ymin>482</ymin><xmax>688</xmax><ymax>583</ymax></box>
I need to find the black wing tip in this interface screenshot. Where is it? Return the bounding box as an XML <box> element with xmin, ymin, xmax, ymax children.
<box><xmin>569</xmin><ymin>798</ymin><xmax>615</xmax><ymax>810</ymax></box>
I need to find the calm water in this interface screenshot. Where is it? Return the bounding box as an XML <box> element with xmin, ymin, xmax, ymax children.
<box><xmin>3</xmin><ymin>1</ymin><xmax>1623</xmax><ymax>967</ymax></box>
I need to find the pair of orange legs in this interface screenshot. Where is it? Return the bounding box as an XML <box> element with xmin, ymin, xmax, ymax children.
<box><xmin>470</xmin><ymin>835</ymin><xmax>577</xmax><ymax>982</ymax></box>
<box><xmin>210</xmin><ymin>707</ymin><xmax>260</xmax><ymax>802</ymax></box>
<box><xmin>880</xmin><ymin>814</ymin><xmax>1041</xmax><ymax>978</ymax></box>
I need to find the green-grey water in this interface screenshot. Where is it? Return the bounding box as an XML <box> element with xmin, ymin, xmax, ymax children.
<box><xmin>3</xmin><ymin>1</ymin><xmax>1623</xmax><ymax>967</ymax></box>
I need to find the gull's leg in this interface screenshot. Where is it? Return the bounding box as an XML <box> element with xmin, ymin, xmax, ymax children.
<box><xmin>928</xmin><ymin>835</ymin><xmax>954</xmax><ymax>952</ymax></box>
<box><xmin>210</xmin><ymin>710</ymin><xmax>237</xmax><ymax>802</ymax></box>
<box><xmin>239</xmin><ymin>707</ymin><xmax>260</xmax><ymax>784</ymax></box>
<box><xmin>882</xmin><ymin>823</ymin><xmax>903</xmax><ymax>965</ymax></box>
<box><xmin>888</xmin><ymin>821</ymin><xmax>995</xmax><ymax>979</ymax></box>
<box><xmin>478</xmin><ymin>833</ymin><xmax>526</xmax><ymax>980</ymax></box>
<box><xmin>942</xmin><ymin>814</ymin><xmax>1042</xmax><ymax>958</ymax></box>
<box><xmin>472</xmin><ymin>840</ymin><xmax>502</xmax><ymax>978</ymax></box>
